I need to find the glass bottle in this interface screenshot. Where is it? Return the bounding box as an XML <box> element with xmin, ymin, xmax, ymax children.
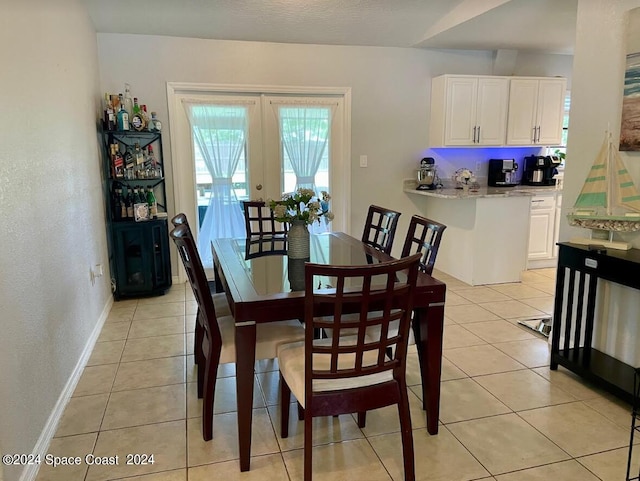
<box><xmin>130</xmin><ymin>98</ymin><xmax>146</xmax><ymax>131</ymax></box>
<box><xmin>103</xmin><ymin>93</ymin><xmax>115</xmax><ymax>131</ymax></box>
<box><xmin>146</xmin><ymin>145</ymin><xmax>160</xmax><ymax>178</ymax></box>
<box><xmin>116</xmin><ymin>93</ymin><xmax>130</xmax><ymax>131</ymax></box>
<box><xmin>125</xmin><ymin>189</ymin><xmax>134</xmax><ymax>219</ymax></box>
<box><xmin>120</xmin><ymin>189</ymin><xmax>128</xmax><ymax>220</ymax></box>
<box><xmin>150</xmin><ymin>112</ymin><xmax>162</xmax><ymax>131</ymax></box>
<box><xmin>114</xmin><ymin>187</ymin><xmax>124</xmax><ymax>221</ymax></box>
<box><xmin>141</xmin><ymin>105</ymin><xmax>151</xmax><ymax>130</ymax></box>
<box><xmin>147</xmin><ymin>187</ymin><xmax>158</xmax><ymax>218</ymax></box>
<box><xmin>123</xmin><ymin>83</ymin><xmax>134</xmax><ymax>119</ymax></box>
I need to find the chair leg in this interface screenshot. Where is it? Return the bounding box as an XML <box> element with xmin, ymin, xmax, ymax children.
<box><xmin>397</xmin><ymin>385</ymin><xmax>415</xmax><ymax>481</ymax></box>
<box><xmin>357</xmin><ymin>411</ymin><xmax>367</xmax><ymax>428</ymax></box>
<box><xmin>195</xmin><ymin>313</ymin><xmax>204</xmax><ymax>399</ymax></box>
<box><xmin>280</xmin><ymin>373</ymin><xmax>291</xmax><ymax>438</ymax></box>
<box><xmin>202</xmin><ymin>352</ymin><xmax>221</xmax><ymax>442</ymax></box>
<box><xmin>304</xmin><ymin>405</ymin><xmax>313</xmax><ymax>481</ymax></box>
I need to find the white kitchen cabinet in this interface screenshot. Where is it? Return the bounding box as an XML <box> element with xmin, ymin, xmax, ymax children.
<box><xmin>553</xmin><ymin>193</ymin><xmax>562</xmax><ymax>257</ymax></box>
<box><xmin>506</xmin><ymin>77</ymin><xmax>566</xmax><ymax>146</ymax></box>
<box><xmin>429</xmin><ymin>75</ymin><xmax>509</xmax><ymax>147</ymax></box>
<box><xmin>527</xmin><ymin>192</ymin><xmax>559</xmax><ymax>268</ymax></box>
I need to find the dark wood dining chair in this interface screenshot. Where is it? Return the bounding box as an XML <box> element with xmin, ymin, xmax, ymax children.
<box><xmin>361</xmin><ymin>205</ymin><xmax>401</xmax><ymax>254</ymax></box>
<box><xmin>171</xmin><ymin>214</ymin><xmax>231</xmax><ymax>398</ymax></box>
<box><xmin>400</xmin><ymin>215</ymin><xmax>447</xmax><ymax>275</ymax></box>
<box><xmin>170</xmin><ymin>224</ymin><xmax>305</xmax><ymax>441</ymax></box>
<box><xmin>242</xmin><ymin>200</ymin><xmax>288</xmax><ymax>238</ymax></box>
<box><xmin>277</xmin><ymin>253</ymin><xmax>422</xmax><ymax>481</ymax></box>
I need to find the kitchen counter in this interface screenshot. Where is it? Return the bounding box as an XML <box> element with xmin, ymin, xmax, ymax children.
<box><xmin>403</xmin><ymin>179</ymin><xmax>561</xmax><ymax>199</ymax></box>
<box><xmin>403</xmin><ymin>179</ymin><xmax>537</xmax><ymax>285</ymax></box>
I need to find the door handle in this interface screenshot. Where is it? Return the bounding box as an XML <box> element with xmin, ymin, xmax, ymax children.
<box><xmin>533</xmin><ymin>126</ymin><xmax>537</xmax><ymax>143</ymax></box>
<box><xmin>476</xmin><ymin>126</ymin><xmax>480</xmax><ymax>143</ymax></box>
<box><xmin>472</xmin><ymin>126</ymin><xmax>477</xmax><ymax>143</ymax></box>
<box><xmin>256</xmin><ymin>184</ymin><xmax>263</xmax><ymax>191</ymax></box>
<box><xmin>537</xmin><ymin>126</ymin><xmax>541</xmax><ymax>143</ymax></box>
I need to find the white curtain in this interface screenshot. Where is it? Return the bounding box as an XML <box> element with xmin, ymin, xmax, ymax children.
<box><xmin>182</xmin><ymin>101</ymin><xmax>249</xmax><ymax>266</ymax></box>
<box><xmin>273</xmin><ymin>104</ymin><xmax>333</xmax><ymax>191</ymax></box>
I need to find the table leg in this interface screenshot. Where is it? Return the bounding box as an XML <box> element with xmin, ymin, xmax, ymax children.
<box><xmin>235</xmin><ymin>322</ymin><xmax>257</xmax><ymax>472</ymax></box>
<box><xmin>415</xmin><ymin>302</ymin><xmax>444</xmax><ymax>435</ymax></box>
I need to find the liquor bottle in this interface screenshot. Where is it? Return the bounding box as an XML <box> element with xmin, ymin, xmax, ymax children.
<box><xmin>116</xmin><ymin>93</ymin><xmax>130</xmax><ymax>131</ymax></box>
<box><xmin>150</xmin><ymin>112</ymin><xmax>162</xmax><ymax>131</ymax></box>
<box><xmin>130</xmin><ymin>98</ymin><xmax>146</xmax><ymax>131</ymax></box>
<box><xmin>119</xmin><ymin>188</ymin><xmax>127</xmax><ymax>220</ymax></box>
<box><xmin>146</xmin><ymin>145</ymin><xmax>161</xmax><ymax>178</ymax></box>
<box><xmin>123</xmin><ymin>146</ymin><xmax>134</xmax><ymax>179</ymax></box>
<box><xmin>112</xmin><ymin>186</ymin><xmax>123</xmax><ymax>221</ymax></box>
<box><xmin>103</xmin><ymin>93</ymin><xmax>116</xmax><ymax>131</ymax></box>
<box><xmin>141</xmin><ymin>105</ymin><xmax>150</xmax><ymax>130</ymax></box>
<box><xmin>112</xmin><ymin>143</ymin><xmax>124</xmax><ymax>178</ymax></box>
<box><xmin>147</xmin><ymin>187</ymin><xmax>158</xmax><ymax>218</ymax></box>
<box><xmin>123</xmin><ymin>84</ymin><xmax>134</xmax><ymax>119</ymax></box>
<box><xmin>137</xmin><ymin>186</ymin><xmax>147</xmax><ymax>205</ymax></box>
<box><xmin>126</xmin><ymin>190</ymin><xmax>134</xmax><ymax>219</ymax></box>
<box><xmin>133</xmin><ymin>142</ymin><xmax>144</xmax><ymax>166</ymax></box>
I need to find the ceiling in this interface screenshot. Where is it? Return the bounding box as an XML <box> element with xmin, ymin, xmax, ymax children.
<box><xmin>84</xmin><ymin>0</ymin><xmax>577</xmax><ymax>54</ymax></box>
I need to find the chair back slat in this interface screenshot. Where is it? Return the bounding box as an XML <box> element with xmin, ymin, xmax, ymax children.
<box><xmin>170</xmin><ymin>225</ymin><xmax>223</xmax><ymax>352</ymax></box>
<box><xmin>361</xmin><ymin>205</ymin><xmax>401</xmax><ymax>254</ymax></box>
<box><xmin>303</xmin><ymin>253</ymin><xmax>421</xmax><ymax>395</ymax></box>
<box><xmin>243</xmin><ymin>201</ymin><xmax>288</xmax><ymax>238</ymax></box>
<box><xmin>401</xmin><ymin>215</ymin><xmax>446</xmax><ymax>275</ymax></box>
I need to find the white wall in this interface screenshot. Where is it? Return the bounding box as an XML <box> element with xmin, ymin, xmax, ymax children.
<box><xmin>96</xmin><ymin>34</ymin><xmax>571</xmax><ymax>260</ymax></box>
<box><xmin>562</xmin><ymin>0</ymin><xmax>640</xmax><ymax>365</ymax></box>
<box><xmin>0</xmin><ymin>2</ymin><xmax>110</xmax><ymax>480</ymax></box>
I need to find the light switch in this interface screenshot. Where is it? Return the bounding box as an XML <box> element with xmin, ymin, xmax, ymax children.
<box><xmin>359</xmin><ymin>155</ymin><xmax>368</xmax><ymax>168</ymax></box>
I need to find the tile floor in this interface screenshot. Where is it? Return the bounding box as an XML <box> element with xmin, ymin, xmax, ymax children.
<box><xmin>36</xmin><ymin>268</ymin><xmax>640</xmax><ymax>481</ymax></box>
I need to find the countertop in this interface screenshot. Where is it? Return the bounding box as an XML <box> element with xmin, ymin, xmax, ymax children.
<box><xmin>403</xmin><ymin>179</ymin><xmax>562</xmax><ymax>199</ymax></box>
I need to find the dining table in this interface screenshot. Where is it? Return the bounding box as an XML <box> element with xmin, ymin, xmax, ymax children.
<box><xmin>211</xmin><ymin>232</ymin><xmax>446</xmax><ymax>472</ymax></box>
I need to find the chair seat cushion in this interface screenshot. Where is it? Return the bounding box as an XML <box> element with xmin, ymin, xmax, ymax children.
<box><xmin>218</xmin><ymin>316</ymin><xmax>305</xmax><ymax>365</ymax></box>
<box><xmin>277</xmin><ymin>336</ymin><xmax>393</xmax><ymax>408</ymax></box>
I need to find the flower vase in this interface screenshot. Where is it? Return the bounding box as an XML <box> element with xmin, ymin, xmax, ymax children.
<box><xmin>287</xmin><ymin>258</ymin><xmax>306</xmax><ymax>291</ymax></box>
<box><xmin>287</xmin><ymin>219</ymin><xmax>310</xmax><ymax>260</ymax></box>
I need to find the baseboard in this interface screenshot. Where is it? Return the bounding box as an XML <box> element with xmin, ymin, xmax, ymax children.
<box><xmin>19</xmin><ymin>296</ymin><xmax>114</xmax><ymax>481</ymax></box>
<box><xmin>527</xmin><ymin>258</ymin><xmax>558</xmax><ymax>269</ymax></box>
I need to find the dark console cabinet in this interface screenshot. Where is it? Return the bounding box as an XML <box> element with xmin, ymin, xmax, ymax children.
<box><xmin>551</xmin><ymin>242</ymin><xmax>640</xmax><ymax>403</ymax></box>
<box><xmin>111</xmin><ymin>220</ymin><xmax>171</xmax><ymax>298</ymax></box>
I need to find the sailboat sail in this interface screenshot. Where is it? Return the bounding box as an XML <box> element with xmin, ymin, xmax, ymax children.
<box><xmin>614</xmin><ymin>152</ymin><xmax>640</xmax><ymax>212</ymax></box>
<box><xmin>573</xmin><ymin>139</ymin><xmax>608</xmax><ymax>211</ymax></box>
<box><xmin>568</xmin><ymin>131</ymin><xmax>640</xmax><ymax>233</ymax></box>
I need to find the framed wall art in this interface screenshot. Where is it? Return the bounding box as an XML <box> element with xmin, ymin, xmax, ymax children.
<box><xmin>620</xmin><ymin>6</ymin><xmax>640</xmax><ymax>151</ymax></box>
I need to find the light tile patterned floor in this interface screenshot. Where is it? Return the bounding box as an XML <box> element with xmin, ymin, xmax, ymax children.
<box><xmin>36</xmin><ymin>267</ymin><xmax>640</xmax><ymax>481</ymax></box>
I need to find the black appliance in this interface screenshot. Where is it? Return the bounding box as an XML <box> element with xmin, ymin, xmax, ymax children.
<box><xmin>488</xmin><ymin>159</ymin><xmax>519</xmax><ymax>187</ymax></box>
<box><xmin>522</xmin><ymin>155</ymin><xmax>561</xmax><ymax>186</ymax></box>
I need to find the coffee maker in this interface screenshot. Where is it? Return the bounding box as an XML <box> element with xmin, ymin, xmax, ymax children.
<box><xmin>416</xmin><ymin>157</ymin><xmax>438</xmax><ymax>190</ymax></box>
<box><xmin>522</xmin><ymin>155</ymin><xmax>561</xmax><ymax>186</ymax></box>
<box><xmin>488</xmin><ymin>159</ymin><xmax>519</xmax><ymax>187</ymax></box>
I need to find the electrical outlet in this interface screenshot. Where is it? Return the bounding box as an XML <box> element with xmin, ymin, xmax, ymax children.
<box><xmin>95</xmin><ymin>264</ymin><xmax>104</xmax><ymax>277</ymax></box>
<box><xmin>475</xmin><ymin>161</ymin><xmax>483</xmax><ymax>174</ymax></box>
<box><xmin>359</xmin><ymin>155</ymin><xmax>368</xmax><ymax>168</ymax></box>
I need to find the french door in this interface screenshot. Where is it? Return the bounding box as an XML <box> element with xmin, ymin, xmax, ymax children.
<box><xmin>167</xmin><ymin>84</ymin><xmax>351</xmax><ymax>277</ymax></box>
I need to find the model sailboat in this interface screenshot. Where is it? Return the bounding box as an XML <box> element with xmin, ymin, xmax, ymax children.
<box><xmin>568</xmin><ymin>131</ymin><xmax>640</xmax><ymax>250</ymax></box>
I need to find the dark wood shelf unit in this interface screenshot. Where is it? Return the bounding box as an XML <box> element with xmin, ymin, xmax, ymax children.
<box><xmin>102</xmin><ymin>130</ymin><xmax>171</xmax><ymax>299</ymax></box>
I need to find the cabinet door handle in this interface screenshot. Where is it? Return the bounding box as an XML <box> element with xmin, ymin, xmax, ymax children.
<box><xmin>472</xmin><ymin>126</ymin><xmax>477</xmax><ymax>143</ymax></box>
<box><xmin>532</xmin><ymin>126</ymin><xmax>537</xmax><ymax>143</ymax></box>
<box><xmin>476</xmin><ymin>125</ymin><xmax>480</xmax><ymax>143</ymax></box>
<box><xmin>537</xmin><ymin>126</ymin><xmax>541</xmax><ymax>143</ymax></box>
